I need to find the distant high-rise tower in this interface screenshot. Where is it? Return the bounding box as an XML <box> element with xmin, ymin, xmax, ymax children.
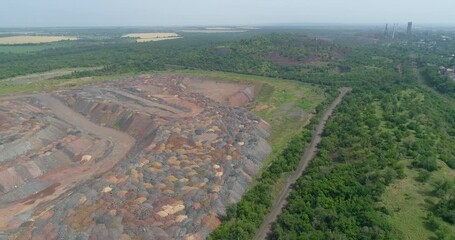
<box><xmin>392</xmin><ymin>24</ymin><xmax>397</xmax><ymax>39</ymax></box>
<box><xmin>384</xmin><ymin>24</ymin><xmax>389</xmax><ymax>38</ymax></box>
<box><xmin>407</xmin><ymin>22</ymin><xmax>413</xmax><ymax>34</ymax></box>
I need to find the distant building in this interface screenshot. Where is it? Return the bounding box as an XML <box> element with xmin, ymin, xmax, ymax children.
<box><xmin>439</xmin><ymin>66</ymin><xmax>455</xmax><ymax>81</ymax></box>
<box><xmin>407</xmin><ymin>22</ymin><xmax>412</xmax><ymax>34</ymax></box>
<box><xmin>384</xmin><ymin>24</ymin><xmax>389</xmax><ymax>38</ymax></box>
<box><xmin>440</xmin><ymin>66</ymin><xmax>447</xmax><ymax>75</ymax></box>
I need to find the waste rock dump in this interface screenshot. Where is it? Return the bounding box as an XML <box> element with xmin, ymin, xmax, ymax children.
<box><xmin>0</xmin><ymin>75</ymin><xmax>271</xmax><ymax>240</ymax></box>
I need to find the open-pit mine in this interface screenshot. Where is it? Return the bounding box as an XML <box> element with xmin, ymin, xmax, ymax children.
<box><xmin>0</xmin><ymin>75</ymin><xmax>271</xmax><ymax>239</ymax></box>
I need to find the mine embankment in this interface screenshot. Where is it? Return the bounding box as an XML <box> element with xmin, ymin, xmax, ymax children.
<box><xmin>2</xmin><ymin>75</ymin><xmax>273</xmax><ymax>239</ymax></box>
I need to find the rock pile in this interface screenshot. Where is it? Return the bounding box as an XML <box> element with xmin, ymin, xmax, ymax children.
<box><xmin>4</xmin><ymin>75</ymin><xmax>271</xmax><ymax>239</ymax></box>
<box><xmin>0</xmin><ymin>98</ymin><xmax>113</xmax><ymax>206</ymax></box>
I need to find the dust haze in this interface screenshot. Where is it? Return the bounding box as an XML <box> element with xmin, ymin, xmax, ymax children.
<box><xmin>1</xmin><ymin>0</ymin><xmax>454</xmax><ymax>27</ymax></box>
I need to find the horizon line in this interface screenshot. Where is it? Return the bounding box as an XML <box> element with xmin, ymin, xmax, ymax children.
<box><xmin>1</xmin><ymin>22</ymin><xmax>455</xmax><ymax>29</ymax></box>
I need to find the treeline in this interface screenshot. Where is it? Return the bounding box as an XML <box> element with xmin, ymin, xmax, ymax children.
<box><xmin>0</xmin><ymin>32</ymin><xmax>395</xmax><ymax>87</ymax></box>
<box><xmin>0</xmin><ymin>32</ymin><xmax>410</xmax><ymax>91</ymax></box>
<box><xmin>208</xmin><ymin>90</ymin><xmax>338</xmax><ymax>240</ymax></box>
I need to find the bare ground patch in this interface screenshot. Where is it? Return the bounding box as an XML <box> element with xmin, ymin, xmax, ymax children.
<box><xmin>123</xmin><ymin>33</ymin><xmax>182</xmax><ymax>42</ymax></box>
<box><xmin>1</xmin><ymin>74</ymin><xmax>273</xmax><ymax>239</ymax></box>
<box><xmin>0</xmin><ymin>36</ymin><xmax>77</xmax><ymax>45</ymax></box>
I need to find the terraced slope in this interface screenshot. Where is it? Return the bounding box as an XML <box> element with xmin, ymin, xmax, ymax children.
<box><xmin>1</xmin><ymin>75</ymin><xmax>272</xmax><ymax>239</ymax></box>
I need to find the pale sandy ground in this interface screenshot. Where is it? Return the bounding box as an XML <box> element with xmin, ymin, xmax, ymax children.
<box><xmin>0</xmin><ymin>36</ymin><xmax>78</xmax><ymax>45</ymax></box>
<box><xmin>123</xmin><ymin>33</ymin><xmax>182</xmax><ymax>42</ymax></box>
<box><xmin>181</xmin><ymin>29</ymin><xmax>247</xmax><ymax>33</ymax></box>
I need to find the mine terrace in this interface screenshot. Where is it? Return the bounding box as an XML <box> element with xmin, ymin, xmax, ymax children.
<box><xmin>0</xmin><ymin>75</ymin><xmax>271</xmax><ymax>239</ymax></box>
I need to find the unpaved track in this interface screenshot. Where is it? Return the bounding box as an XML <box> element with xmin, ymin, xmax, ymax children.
<box><xmin>0</xmin><ymin>93</ymin><xmax>135</xmax><ymax>231</ymax></box>
<box><xmin>253</xmin><ymin>87</ymin><xmax>351</xmax><ymax>240</ymax></box>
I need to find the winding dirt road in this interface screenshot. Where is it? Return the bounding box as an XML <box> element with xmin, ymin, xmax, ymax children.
<box><xmin>253</xmin><ymin>87</ymin><xmax>351</xmax><ymax>240</ymax></box>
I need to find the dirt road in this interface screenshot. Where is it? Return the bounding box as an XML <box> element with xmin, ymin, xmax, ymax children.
<box><xmin>253</xmin><ymin>87</ymin><xmax>351</xmax><ymax>240</ymax></box>
<box><xmin>0</xmin><ymin>93</ymin><xmax>135</xmax><ymax>231</ymax></box>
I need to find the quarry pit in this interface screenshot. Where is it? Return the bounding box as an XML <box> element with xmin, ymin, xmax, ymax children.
<box><xmin>0</xmin><ymin>75</ymin><xmax>272</xmax><ymax>239</ymax></box>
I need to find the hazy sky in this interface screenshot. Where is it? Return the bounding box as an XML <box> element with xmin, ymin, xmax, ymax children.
<box><xmin>1</xmin><ymin>0</ymin><xmax>454</xmax><ymax>27</ymax></box>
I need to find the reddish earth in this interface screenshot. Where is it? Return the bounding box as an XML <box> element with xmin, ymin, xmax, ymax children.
<box><xmin>21</xmin><ymin>183</ymin><xmax>61</xmax><ymax>206</ymax></box>
<box><xmin>183</xmin><ymin>78</ymin><xmax>256</xmax><ymax>107</ymax></box>
<box><xmin>0</xmin><ymin>93</ymin><xmax>135</xmax><ymax>231</ymax></box>
<box><xmin>0</xmin><ymin>74</ymin><xmax>272</xmax><ymax>239</ymax></box>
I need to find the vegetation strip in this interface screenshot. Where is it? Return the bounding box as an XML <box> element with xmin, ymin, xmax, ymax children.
<box><xmin>254</xmin><ymin>87</ymin><xmax>351</xmax><ymax>240</ymax></box>
<box><xmin>208</xmin><ymin>88</ymin><xmax>338</xmax><ymax>239</ymax></box>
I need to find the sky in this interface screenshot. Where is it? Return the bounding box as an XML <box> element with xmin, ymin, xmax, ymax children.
<box><xmin>1</xmin><ymin>0</ymin><xmax>454</xmax><ymax>27</ymax></box>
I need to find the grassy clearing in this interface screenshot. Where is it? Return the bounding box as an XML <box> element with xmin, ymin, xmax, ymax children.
<box><xmin>381</xmin><ymin>159</ymin><xmax>455</xmax><ymax>240</ymax></box>
<box><xmin>378</xmin><ymin>89</ymin><xmax>455</xmax><ymax>239</ymax></box>
<box><xmin>367</xmin><ymin>89</ymin><xmax>447</xmax><ymax>239</ymax></box>
<box><xmin>381</xmin><ymin>160</ymin><xmax>434</xmax><ymax>240</ymax></box>
<box><xmin>0</xmin><ymin>36</ymin><xmax>77</xmax><ymax>45</ymax></box>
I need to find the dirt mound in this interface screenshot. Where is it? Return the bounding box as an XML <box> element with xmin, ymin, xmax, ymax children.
<box><xmin>181</xmin><ymin>76</ymin><xmax>256</xmax><ymax>107</ymax></box>
<box><xmin>1</xmin><ymin>75</ymin><xmax>271</xmax><ymax>239</ymax></box>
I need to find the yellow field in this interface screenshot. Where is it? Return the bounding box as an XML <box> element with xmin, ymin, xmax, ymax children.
<box><xmin>0</xmin><ymin>36</ymin><xmax>78</xmax><ymax>45</ymax></box>
<box><xmin>239</xmin><ymin>26</ymin><xmax>261</xmax><ymax>30</ymax></box>
<box><xmin>205</xmin><ymin>27</ymin><xmax>236</xmax><ymax>30</ymax></box>
<box><xmin>181</xmin><ymin>29</ymin><xmax>247</xmax><ymax>33</ymax></box>
<box><xmin>123</xmin><ymin>33</ymin><xmax>182</xmax><ymax>42</ymax></box>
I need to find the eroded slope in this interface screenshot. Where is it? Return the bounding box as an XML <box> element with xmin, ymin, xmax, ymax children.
<box><xmin>2</xmin><ymin>75</ymin><xmax>272</xmax><ymax>240</ymax></box>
